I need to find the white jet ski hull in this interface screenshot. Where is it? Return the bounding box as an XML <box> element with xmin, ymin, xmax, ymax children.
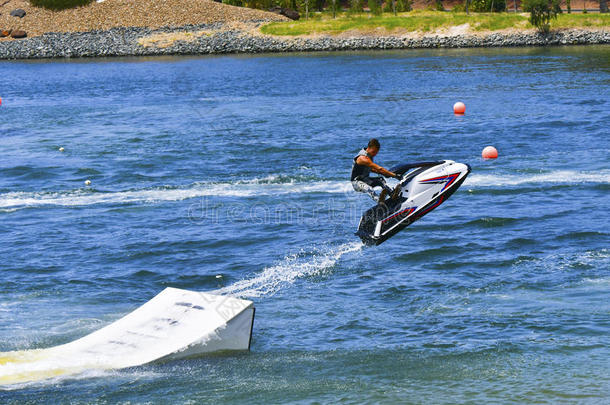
<box><xmin>356</xmin><ymin>160</ymin><xmax>470</xmax><ymax>245</ymax></box>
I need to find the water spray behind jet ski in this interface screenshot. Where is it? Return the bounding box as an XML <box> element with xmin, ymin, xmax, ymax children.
<box><xmin>356</xmin><ymin>160</ymin><xmax>471</xmax><ymax>246</ymax></box>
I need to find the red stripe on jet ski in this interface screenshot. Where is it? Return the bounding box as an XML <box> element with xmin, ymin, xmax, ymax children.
<box><xmin>441</xmin><ymin>173</ymin><xmax>460</xmax><ymax>191</ymax></box>
<box><xmin>419</xmin><ymin>175</ymin><xmax>449</xmax><ymax>183</ymax></box>
<box><xmin>420</xmin><ymin>195</ymin><xmax>444</xmax><ymax>215</ymax></box>
<box><xmin>419</xmin><ymin>172</ymin><xmax>461</xmax><ymax>191</ymax></box>
<box><xmin>382</xmin><ymin>207</ymin><xmax>416</xmax><ymax>223</ymax></box>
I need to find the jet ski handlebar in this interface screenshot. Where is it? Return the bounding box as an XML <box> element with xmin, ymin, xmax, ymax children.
<box><xmin>389</xmin><ymin>161</ymin><xmax>445</xmax><ymax>176</ymax></box>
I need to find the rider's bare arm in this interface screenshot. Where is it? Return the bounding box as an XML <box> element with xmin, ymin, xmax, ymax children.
<box><xmin>356</xmin><ymin>156</ymin><xmax>398</xmax><ymax>178</ymax></box>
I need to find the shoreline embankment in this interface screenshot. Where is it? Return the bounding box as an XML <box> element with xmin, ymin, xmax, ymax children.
<box><xmin>0</xmin><ymin>23</ymin><xmax>608</xmax><ymax>60</ymax></box>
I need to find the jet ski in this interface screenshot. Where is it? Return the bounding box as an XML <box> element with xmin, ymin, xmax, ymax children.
<box><xmin>356</xmin><ymin>160</ymin><xmax>471</xmax><ymax>246</ymax></box>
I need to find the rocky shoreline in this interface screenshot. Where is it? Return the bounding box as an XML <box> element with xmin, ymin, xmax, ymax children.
<box><xmin>0</xmin><ymin>24</ymin><xmax>608</xmax><ymax>59</ymax></box>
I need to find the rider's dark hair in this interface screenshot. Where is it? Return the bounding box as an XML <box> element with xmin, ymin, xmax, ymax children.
<box><xmin>368</xmin><ymin>138</ymin><xmax>380</xmax><ymax>149</ymax></box>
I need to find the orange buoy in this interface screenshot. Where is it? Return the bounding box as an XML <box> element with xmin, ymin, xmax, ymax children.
<box><xmin>453</xmin><ymin>101</ymin><xmax>465</xmax><ymax>115</ymax></box>
<box><xmin>0</xmin><ymin>97</ymin><xmax>2</xmax><ymax>106</ymax></box>
<box><xmin>482</xmin><ymin>146</ymin><xmax>498</xmax><ymax>159</ymax></box>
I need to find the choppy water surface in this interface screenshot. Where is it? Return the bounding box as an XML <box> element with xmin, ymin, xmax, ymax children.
<box><xmin>0</xmin><ymin>46</ymin><xmax>609</xmax><ymax>403</ymax></box>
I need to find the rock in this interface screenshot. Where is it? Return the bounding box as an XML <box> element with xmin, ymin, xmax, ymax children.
<box><xmin>268</xmin><ymin>6</ymin><xmax>299</xmax><ymax>20</ymax></box>
<box><xmin>10</xmin><ymin>9</ymin><xmax>26</xmax><ymax>18</ymax></box>
<box><xmin>10</xmin><ymin>30</ymin><xmax>27</xmax><ymax>39</ymax></box>
<box><xmin>0</xmin><ymin>29</ymin><xmax>12</xmax><ymax>38</ymax></box>
<box><xmin>282</xmin><ymin>8</ymin><xmax>300</xmax><ymax>20</ymax></box>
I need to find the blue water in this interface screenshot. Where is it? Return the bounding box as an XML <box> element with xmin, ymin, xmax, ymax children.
<box><xmin>1</xmin><ymin>46</ymin><xmax>609</xmax><ymax>403</ymax></box>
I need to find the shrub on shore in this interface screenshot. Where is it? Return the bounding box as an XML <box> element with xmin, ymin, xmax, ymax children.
<box><xmin>400</xmin><ymin>0</ymin><xmax>412</xmax><ymax>11</ymax></box>
<box><xmin>523</xmin><ymin>0</ymin><xmax>560</xmax><ymax>32</ymax></box>
<box><xmin>368</xmin><ymin>0</ymin><xmax>382</xmax><ymax>14</ymax></box>
<box><xmin>31</xmin><ymin>0</ymin><xmax>94</xmax><ymax>10</ymax></box>
<box><xmin>469</xmin><ymin>0</ymin><xmax>507</xmax><ymax>12</ymax></box>
<box><xmin>350</xmin><ymin>0</ymin><xmax>364</xmax><ymax>12</ymax></box>
<box><xmin>383</xmin><ymin>0</ymin><xmax>412</xmax><ymax>13</ymax></box>
<box><xmin>327</xmin><ymin>0</ymin><xmax>342</xmax><ymax>14</ymax></box>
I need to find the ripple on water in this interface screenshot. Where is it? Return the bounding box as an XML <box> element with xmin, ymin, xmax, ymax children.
<box><xmin>0</xmin><ymin>48</ymin><xmax>609</xmax><ymax>401</ymax></box>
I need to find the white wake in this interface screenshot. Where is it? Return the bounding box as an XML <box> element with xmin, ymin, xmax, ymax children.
<box><xmin>215</xmin><ymin>241</ymin><xmax>363</xmax><ymax>298</ymax></box>
<box><xmin>0</xmin><ymin>176</ymin><xmax>351</xmax><ymax>211</ymax></box>
<box><xmin>464</xmin><ymin>170</ymin><xmax>610</xmax><ymax>187</ymax></box>
<box><xmin>1</xmin><ymin>170</ymin><xmax>607</xmax><ymax>212</ymax></box>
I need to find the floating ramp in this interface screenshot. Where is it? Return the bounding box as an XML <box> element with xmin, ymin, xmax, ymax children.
<box><xmin>0</xmin><ymin>288</ymin><xmax>255</xmax><ymax>385</ymax></box>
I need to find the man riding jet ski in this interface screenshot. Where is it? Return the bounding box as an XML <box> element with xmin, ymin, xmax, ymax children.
<box><xmin>351</xmin><ymin>138</ymin><xmax>402</xmax><ymax>204</ymax></box>
<box><xmin>350</xmin><ymin>138</ymin><xmax>471</xmax><ymax>245</ymax></box>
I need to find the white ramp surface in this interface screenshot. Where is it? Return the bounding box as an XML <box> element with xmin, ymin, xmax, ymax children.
<box><xmin>0</xmin><ymin>288</ymin><xmax>255</xmax><ymax>385</ymax></box>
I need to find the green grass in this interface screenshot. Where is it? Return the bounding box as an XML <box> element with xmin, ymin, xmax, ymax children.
<box><xmin>554</xmin><ymin>13</ymin><xmax>610</xmax><ymax>28</ymax></box>
<box><xmin>31</xmin><ymin>0</ymin><xmax>93</xmax><ymax>10</ymax></box>
<box><xmin>259</xmin><ymin>10</ymin><xmax>610</xmax><ymax>36</ymax></box>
